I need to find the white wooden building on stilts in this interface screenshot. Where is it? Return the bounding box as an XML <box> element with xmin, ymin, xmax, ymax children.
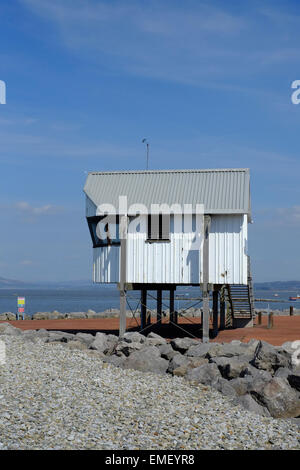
<box><xmin>84</xmin><ymin>168</ymin><xmax>254</xmax><ymax>341</ymax></box>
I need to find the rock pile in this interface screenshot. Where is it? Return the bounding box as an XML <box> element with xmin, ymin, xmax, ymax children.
<box><xmin>1</xmin><ymin>306</ymin><xmax>299</xmax><ymax>321</ymax></box>
<box><xmin>0</xmin><ymin>322</ymin><xmax>299</xmax><ymax>420</ymax></box>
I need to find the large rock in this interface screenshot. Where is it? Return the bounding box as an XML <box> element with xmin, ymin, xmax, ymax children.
<box><xmin>47</xmin><ymin>331</ymin><xmax>75</xmax><ymax>343</ymax></box>
<box><xmin>241</xmin><ymin>364</ymin><xmax>272</xmax><ymax>381</ymax></box>
<box><xmin>0</xmin><ymin>323</ymin><xmax>21</xmax><ymax>336</ymax></box>
<box><xmin>230</xmin><ymin>377</ymin><xmax>253</xmax><ymax>396</ymax></box>
<box><xmin>104</xmin><ymin>334</ymin><xmax>118</xmax><ymax>355</ymax></box>
<box><xmin>170</xmin><ymin>337</ymin><xmax>198</xmax><ymax>354</ymax></box>
<box><xmin>211</xmin><ymin>356</ymin><xmax>250</xmax><ymax>379</ymax></box>
<box><xmin>122</xmin><ymin>346</ymin><xmax>169</xmax><ymax>374</ymax></box>
<box><xmin>86</xmin><ymin>312</ymin><xmax>106</xmax><ymax>319</ymax></box>
<box><xmin>188</xmin><ymin>357</ymin><xmax>209</xmax><ymax>368</ymax></box>
<box><xmin>172</xmin><ymin>358</ymin><xmax>208</xmax><ymax>377</ymax></box>
<box><xmin>207</xmin><ymin>343</ymin><xmax>251</xmax><ymax>359</ymax></box>
<box><xmin>252</xmin><ymin>341</ymin><xmax>291</xmax><ymax>373</ymax></box>
<box><xmin>168</xmin><ymin>354</ymin><xmax>191</xmax><ymax>373</ymax></box>
<box><xmin>186</xmin><ymin>363</ymin><xmax>221</xmax><ymax>386</ymax></box>
<box><xmin>146</xmin><ymin>332</ymin><xmax>167</xmax><ymax>346</ymax></box>
<box><xmin>173</xmin><ymin>366</ymin><xmax>189</xmax><ymax>377</ymax></box>
<box><xmin>123</xmin><ymin>332</ymin><xmax>146</xmax><ymax>344</ymax></box>
<box><xmin>75</xmin><ymin>332</ymin><xmax>95</xmax><ymax>347</ymax></box>
<box><xmin>235</xmin><ymin>394</ymin><xmax>271</xmax><ymax>417</ymax></box>
<box><xmin>239</xmin><ymin>339</ymin><xmax>261</xmax><ymax>355</ymax></box>
<box><xmin>244</xmin><ymin>369</ymin><xmax>273</xmax><ymax>393</ymax></box>
<box><xmin>274</xmin><ymin>367</ymin><xmax>291</xmax><ymax>379</ymax></box>
<box><xmin>48</xmin><ymin>311</ymin><xmax>65</xmax><ymax>319</ymax></box>
<box><xmin>250</xmin><ymin>377</ymin><xmax>300</xmax><ymax>418</ymax></box>
<box><xmin>67</xmin><ymin>340</ymin><xmax>88</xmax><ymax>351</ymax></box>
<box><xmin>35</xmin><ymin>329</ymin><xmax>49</xmax><ymax>339</ymax></box>
<box><xmin>115</xmin><ymin>340</ymin><xmax>143</xmax><ymax>357</ymax></box>
<box><xmin>281</xmin><ymin>341</ymin><xmax>296</xmax><ymax>355</ymax></box>
<box><xmin>158</xmin><ymin>343</ymin><xmax>176</xmax><ymax>361</ymax></box>
<box><xmin>65</xmin><ymin>312</ymin><xmax>87</xmax><ymax>319</ymax></box>
<box><xmin>0</xmin><ymin>312</ymin><xmax>16</xmax><ymax>321</ymax></box>
<box><xmin>23</xmin><ymin>329</ymin><xmax>49</xmax><ymax>342</ymax></box>
<box><xmin>89</xmin><ymin>332</ymin><xmax>110</xmax><ymax>353</ymax></box>
<box><xmin>211</xmin><ymin>377</ymin><xmax>237</xmax><ymax>398</ymax></box>
<box><xmin>103</xmin><ymin>355</ymin><xmax>126</xmax><ymax>368</ymax></box>
<box><xmin>32</xmin><ymin>312</ymin><xmax>50</xmax><ymax>320</ymax></box>
<box><xmin>22</xmin><ymin>330</ymin><xmax>39</xmax><ymax>342</ymax></box>
<box><xmin>186</xmin><ymin>343</ymin><xmax>213</xmax><ymax>358</ymax></box>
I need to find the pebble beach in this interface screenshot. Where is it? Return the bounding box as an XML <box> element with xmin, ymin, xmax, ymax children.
<box><xmin>0</xmin><ymin>334</ymin><xmax>299</xmax><ymax>450</ymax></box>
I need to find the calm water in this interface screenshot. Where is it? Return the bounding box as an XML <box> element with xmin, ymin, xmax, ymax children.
<box><xmin>0</xmin><ymin>285</ymin><xmax>299</xmax><ymax>317</ymax></box>
<box><xmin>0</xmin><ymin>285</ymin><xmax>203</xmax><ymax>316</ymax></box>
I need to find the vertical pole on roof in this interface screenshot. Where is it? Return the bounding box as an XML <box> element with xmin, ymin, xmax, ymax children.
<box><xmin>119</xmin><ymin>215</ymin><xmax>128</xmax><ymax>338</ymax></box>
<box><xmin>202</xmin><ymin>215</ymin><xmax>211</xmax><ymax>343</ymax></box>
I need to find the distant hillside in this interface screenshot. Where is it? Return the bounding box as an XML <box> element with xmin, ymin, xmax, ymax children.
<box><xmin>0</xmin><ymin>277</ymin><xmax>95</xmax><ymax>289</ymax></box>
<box><xmin>1</xmin><ymin>276</ymin><xmax>300</xmax><ymax>291</ymax></box>
<box><xmin>0</xmin><ymin>276</ymin><xmax>29</xmax><ymax>288</ymax></box>
<box><xmin>254</xmin><ymin>281</ymin><xmax>300</xmax><ymax>291</ymax></box>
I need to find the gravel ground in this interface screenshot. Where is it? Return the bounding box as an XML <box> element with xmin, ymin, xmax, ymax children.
<box><xmin>0</xmin><ymin>335</ymin><xmax>299</xmax><ymax>450</ymax></box>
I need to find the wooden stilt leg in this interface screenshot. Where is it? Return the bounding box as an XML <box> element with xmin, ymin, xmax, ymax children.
<box><xmin>169</xmin><ymin>289</ymin><xmax>174</xmax><ymax>324</ymax></box>
<box><xmin>119</xmin><ymin>215</ymin><xmax>127</xmax><ymax>338</ymax></box>
<box><xmin>141</xmin><ymin>288</ymin><xmax>147</xmax><ymax>331</ymax></box>
<box><xmin>157</xmin><ymin>289</ymin><xmax>162</xmax><ymax>325</ymax></box>
<box><xmin>202</xmin><ymin>290</ymin><xmax>210</xmax><ymax>343</ymax></box>
<box><xmin>213</xmin><ymin>289</ymin><xmax>219</xmax><ymax>337</ymax></box>
<box><xmin>220</xmin><ymin>299</ymin><xmax>226</xmax><ymax>330</ymax></box>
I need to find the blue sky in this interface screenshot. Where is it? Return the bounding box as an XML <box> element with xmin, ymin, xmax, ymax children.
<box><xmin>0</xmin><ymin>0</ymin><xmax>300</xmax><ymax>282</ymax></box>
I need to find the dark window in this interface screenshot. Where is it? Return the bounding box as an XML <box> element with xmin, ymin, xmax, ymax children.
<box><xmin>87</xmin><ymin>216</ymin><xmax>120</xmax><ymax>247</ymax></box>
<box><xmin>147</xmin><ymin>214</ymin><xmax>170</xmax><ymax>241</ymax></box>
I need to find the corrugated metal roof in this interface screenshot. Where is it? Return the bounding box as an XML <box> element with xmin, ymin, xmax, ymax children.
<box><xmin>84</xmin><ymin>168</ymin><xmax>251</xmax><ymax>216</ymax></box>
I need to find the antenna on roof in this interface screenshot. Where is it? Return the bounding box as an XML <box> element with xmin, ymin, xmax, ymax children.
<box><xmin>142</xmin><ymin>138</ymin><xmax>149</xmax><ymax>170</ymax></box>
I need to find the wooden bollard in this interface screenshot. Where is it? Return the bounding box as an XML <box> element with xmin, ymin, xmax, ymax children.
<box><xmin>267</xmin><ymin>312</ymin><xmax>274</xmax><ymax>329</ymax></box>
<box><xmin>290</xmin><ymin>306</ymin><xmax>294</xmax><ymax>316</ymax></box>
<box><xmin>257</xmin><ymin>312</ymin><xmax>262</xmax><ymax>325</ymax></box>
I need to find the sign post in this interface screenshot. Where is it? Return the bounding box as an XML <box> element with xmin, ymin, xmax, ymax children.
<box><xmin>17</xmin><ymin>296</ymin><xmax>25</xmax><ymax>320</ymax></box>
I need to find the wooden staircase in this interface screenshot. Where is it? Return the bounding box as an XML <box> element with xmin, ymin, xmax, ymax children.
<box><xmin>224</xmin><ymin>256</ymin><xmax>255</xmax><ymax>327</ymax></box>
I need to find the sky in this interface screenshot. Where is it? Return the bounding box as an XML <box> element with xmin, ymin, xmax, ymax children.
<box><xmin>0</xmin><ymin>0</ymin><xmax>300</xmax><ymax>282</ymax></box>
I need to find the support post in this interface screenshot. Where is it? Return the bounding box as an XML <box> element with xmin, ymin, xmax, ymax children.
<box><xmin>119</xmin><ymin>215</ymin><xmax>127</xmax><ymax>338</ymax></box>
<box><xmin>257</xmin><ymin>311</ymin><xmax>262</xmax><ymax>325</ymax></box>
<box><xmin>141</xmin><ymin>288</ymin><xmax>147</xmax><ymax>331</ymax></box>
<box><xmin>169</xmin><ymin>289</ymin><xmax>175</xmax><ymax>324</ymax></box>
<box><xmin>212</xmin><ymin>289</ymin><xmax>219</xmax><ymax>337</ymax></box>
<box><xmin>202</xmin><ymin>215</ymin><xmax>211</xmax><ymax>343</ymax></box>
<box><xmin>220</xmin><ymin>298</ymin><xmax>225</xmax><ymax>330</ymax></box>
<box><xmin>157</xmin><ymin>289</ymin><xmax>162</xmax><ymax>325</ymax></box>
<box><xmin>267</xmin><ymin>311</ymin><xmax>274</xmax><ymax>329</ymax></box>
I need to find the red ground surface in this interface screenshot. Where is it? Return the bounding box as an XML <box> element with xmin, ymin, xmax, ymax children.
<box><xmin>2</xmin><ymin>315</ymin><xmax>300</xmax><ymax>345</ymax></box>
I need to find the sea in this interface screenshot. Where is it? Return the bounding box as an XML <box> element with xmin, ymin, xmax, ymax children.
<box><xmin>0</xmin><ymin>285</ymin><xmax>299</xmax><ymax>317</ymax></box>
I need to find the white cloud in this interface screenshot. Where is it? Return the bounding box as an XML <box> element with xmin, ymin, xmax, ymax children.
<box><xmin>19</xmin><ymin>0</ymin><xmax>300</xmax><ymax>90</ymax></box>
<box><xmin>20</xmin><ymin>259</ymin><xmax>34</xmax><ymax>266</ymax></box>
<box><xmin>255</xmin><ymin>205</ymin><xmax>300</xmax><ymax>228</ymax></box>
<box><xmin>15</xmin><ymin>201</ymin><xmax>61</xmax><ymax>216</ymax></box>
<box><xmin>277</xmin><ymin>206</ymin><xmax>300</xmax><ymax>226</ymax></box>
<box><xmin>18</xmin><ymin>0</ymin><xmax>286</xmax><ymax>85</ymax></box>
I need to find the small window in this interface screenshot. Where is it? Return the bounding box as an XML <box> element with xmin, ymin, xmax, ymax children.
<box><xmin>87</xmin><ymin>216</ymin><xmax>120</xmax><ymax>247</ymax></box>
<box><xmin>147</xmin><ymin>214</ymin><xmax>170</xmax><ymax>241</ymax></box>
